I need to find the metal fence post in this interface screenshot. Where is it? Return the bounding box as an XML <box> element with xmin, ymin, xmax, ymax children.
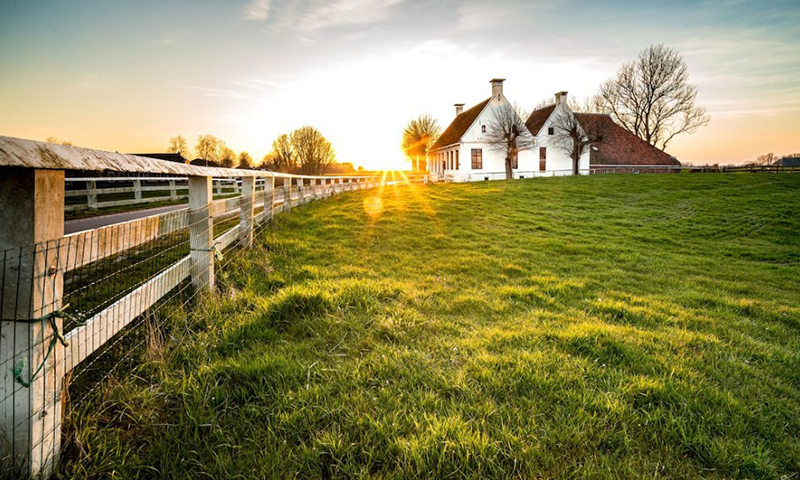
<box><xmin>188</xmin><ymin>176</ymin><xmax>214</xmax><ymax>291</ymax></box>
<box><xmin>0</xmin><ymin>168</ymin><xmax>65</xmax><ymax>479</ymax></box>
<box><xmin>239</xmin><ymin>177</ymin><xmax>254</xmax><ymax>248</ymax></box>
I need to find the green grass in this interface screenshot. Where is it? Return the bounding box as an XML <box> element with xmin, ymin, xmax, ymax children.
<box><xmin>58</xmin><ymin>174</ymin><xmax>800</xmax><ymax>479</ymax></box>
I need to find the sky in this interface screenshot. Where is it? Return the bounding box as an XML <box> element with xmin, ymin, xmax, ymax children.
<box><xmin>1</xmin><ymin>0</ymin><xmax>798</xmax><ymax>170</ymax></box>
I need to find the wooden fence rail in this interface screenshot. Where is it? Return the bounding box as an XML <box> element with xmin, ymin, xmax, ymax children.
<box><xmin>0</xmin><ymin>136</ymin><xmax>424</xmax><ymax>479</ymax></box>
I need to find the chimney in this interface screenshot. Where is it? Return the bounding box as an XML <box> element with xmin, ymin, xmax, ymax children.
<box><xmin>555</xmin><ymin>91</ymin><xmax>569</xmax><ymax>106</ymax></box>
<box><xmin>490</xmin><ymin>78</ymin><xmax>506</xmax><ymax>98</ymax></box>
<box><xmin>454</xmin><ymin>103</ymin><xmax>465</xmax><ymax>116</ymax></box>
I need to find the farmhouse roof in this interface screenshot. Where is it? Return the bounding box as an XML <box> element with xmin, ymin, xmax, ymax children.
<box><xmin>431</xmin><ymin>98</ymin><xmax>492</xmax><ymax>150</ymax></box>
<box><xmin>524</xmin><ymin>104</ymin><xmax>557</xmax><ymax>136</ymax></box>
<box><xmin>132</xmin><ymin>153</ymin><xmax>188</xmax><ymax>164</ymax></box>
<box><xmin>574</xmin><ymin>113</ymin><xmax>681</xmax><ymax>166</ymax></box>
<box><xmin>774</xmin><ymin>156</ymin><xmax>800</xmax><ymax>167</ymax></box>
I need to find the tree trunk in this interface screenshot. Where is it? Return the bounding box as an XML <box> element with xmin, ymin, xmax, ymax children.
<box><xmin>505</xmin><ymin>156</ymin><xmax>513</xmax><ymax>180</ymax></box>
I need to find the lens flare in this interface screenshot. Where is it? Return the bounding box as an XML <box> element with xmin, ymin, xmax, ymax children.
<box><xmin>363</xmin><ymin>196</ymin><xmax>383</xmax><ymax>217</ymax></box>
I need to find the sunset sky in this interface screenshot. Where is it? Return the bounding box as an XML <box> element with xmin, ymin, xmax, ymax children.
<box><xmin>1</xmin><ymin>0</ymin><xmax>798</xmax><ymax>170</ymax></box>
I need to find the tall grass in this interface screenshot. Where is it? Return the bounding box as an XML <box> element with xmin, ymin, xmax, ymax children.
<box><xmin>57</xmin><ymin>174</ymin><xmax>799</xmax><ymax>479</ymax></box>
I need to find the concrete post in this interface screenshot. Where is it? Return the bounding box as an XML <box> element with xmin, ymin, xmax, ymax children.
<box><xmin>0</xmin><ymin>168</ymin><xmax>65</xmax><ymax>479</ymax></box>
<box><xmin>133</xmin><ymin>180</ymin><xmax>142</xmax><ymax>201</ymax></box>
<box><xmin>86</xmin><ymin>180</ymin><xmax>98</xmax><ymax>210</ymax></box>
<box><xmin>188</xmin><ymin>176</ymin><xmax>214</xmax><ymax>291</ymax></box>
<box><xmin>239</xmin><ymin>177</ymin><xmax>254</xmax><ymax>248</ymax></box>
<box><xmin>169</xmin><ymin>180</ymin><xmax>177</xmax><ymax>200</ymax></box>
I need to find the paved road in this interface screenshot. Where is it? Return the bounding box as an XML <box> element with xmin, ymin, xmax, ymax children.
<box><xmin>65</xmin><ymin>204</ymin><xmax>188</xmax><ymax>234</ymax></box>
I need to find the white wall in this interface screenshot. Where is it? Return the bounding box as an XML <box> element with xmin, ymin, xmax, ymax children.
<box><xmin>534</xmin><ymin>103</ymin><xmax>590</xmax><ymax>175</ymax></box>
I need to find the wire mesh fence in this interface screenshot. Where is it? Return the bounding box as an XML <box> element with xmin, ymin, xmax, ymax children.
<box><xmin>0</xmin><ymin>169</ymin><xmax>399</xmax><ymax>479</ymax></box>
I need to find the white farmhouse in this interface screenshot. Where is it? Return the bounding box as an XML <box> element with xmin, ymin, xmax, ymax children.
<box><xmin>429</xmin><ymin>79</ymin><xmax>537</xmax><ymax>182</ymax></box>
<box><xmin>524</xmin><ymin>91</ymin><xmax>591</xmax><ymax>177</ymax></box>
<box><xmin>428</xmin><ymin>79</ymin><xmax>591</xmax><ymax>182</ymax></box>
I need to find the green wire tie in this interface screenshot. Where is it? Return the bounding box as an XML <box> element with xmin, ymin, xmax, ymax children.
<box><xmin>12</xmin><ymin>306</ymin><xmax>78</xmax><ymax>388</ymax></box>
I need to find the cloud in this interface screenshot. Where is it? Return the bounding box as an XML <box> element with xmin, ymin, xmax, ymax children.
<box><xmin>244</xmin><ymin>0</ymin><xmax>271</xmax><ymax>21</ymax></box>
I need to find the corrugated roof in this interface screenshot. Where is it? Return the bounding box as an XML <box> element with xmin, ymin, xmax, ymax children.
<box><xmin>574</xmin><ymin>113</ymin><xmax>680</xmax><ymax>166</ymax></box>
<box><xmin>524</xmin><ymin>104</ymin><xmax>556</xmax><ymax>136</ymax></box>
<box><xmin>431</xmin><ymin>98</ymin><xmax>491</xmax><ymax>150</ymax></box>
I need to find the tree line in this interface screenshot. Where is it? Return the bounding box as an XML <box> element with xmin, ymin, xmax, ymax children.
<box><xmin>402</xmin><ymin>44</ymin><xmax>713</xmax><ymax>178</ymax></box>
<box><xmin>167</xmin><ymin>125</ymin><xmax>338</xmax><ymax>175</ymax></box>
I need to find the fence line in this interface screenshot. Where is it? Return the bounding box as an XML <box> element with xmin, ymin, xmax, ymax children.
<box><xmin>0</xmin><ymin>136</ymin><xmax>426</xmax><ymax>479</ymax></box>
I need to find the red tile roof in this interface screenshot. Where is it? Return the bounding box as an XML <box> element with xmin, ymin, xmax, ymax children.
<box><xmin>574</xmin><ymin>113</ymin><xmax>680</xmax><ymax>166</ymax></box>
<box><xmin>431</xmin><ymin>98</ymin><xmax>491</xmax><ymax>150</ymax></box>
<box><xmin>524</xmin><ymin>104</ymin><xmax>557</xmax><ymax>136</ymax></box>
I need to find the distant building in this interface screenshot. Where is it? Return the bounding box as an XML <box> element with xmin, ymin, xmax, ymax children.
<box><xmin>774</xmin><ymin>156</ymin><xmax>800</xmax><ymax>167</ymax></box>
<box><xmin>525</xmin><ymin>92</ymin><xmax>592</xmax><ymax>176</ymax></box>
<box><xmin>426</xmin><ymin>79</ymin><xmax>684</xmax><ymax>181</ymax></box>
<box><xmin>429</xmin><ymin>79</ymin><xmax>539</xmax><ymax>181</ymax></box>
<box><xmin>131</xmin><ymin>153</ymin><xmax>189</xmax><ymax>164</ymax></box>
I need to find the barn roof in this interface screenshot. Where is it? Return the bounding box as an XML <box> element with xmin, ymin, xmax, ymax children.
<box><xmin>431</xmin><ymin>98</ymin><xmax>491</xmax><ymax>150</ymax></box>
<box><xmin>774</xmin><ymin>157</ymin><xmax>800</xmax><ymax>167</ymax></box>
<box><xmin>574</xmin><ymin>113</ymin><xmax>681</xmax><ymax>166</ymax></box>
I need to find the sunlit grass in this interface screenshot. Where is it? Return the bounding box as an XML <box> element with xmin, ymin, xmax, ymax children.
<box><xmin>57</xmin><ymin>174</ymin><xmax>800</xmax><ymax>480</ymax></box>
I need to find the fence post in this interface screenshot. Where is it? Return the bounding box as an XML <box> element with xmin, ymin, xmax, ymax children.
<box><xmin>239</xmin><ymin>177</ymin><xmax>254</xmax><ymax>248</ymax></box>
<box><xmin>133</xmin><ymin>180</ymin><xmax>142</xmax><ymax>201</ymax></box>
<box><xmin>169</xmin><ymin>180</ymin><xmax>177</xmax><ymax>200</ymax></box>
<box><xmin>265</xmin><ymin>176</ymin><xmax>275</xmax><ymax>221</ymax></box>
<box><xmin>86</xmin><ymin>180</ymin><xmax>98</xmax><ymax>210</ymax></box>
<box><xmin>0</xmin><ymin>168</ymin><xmax>66</xmax><ymax>479</ymax></box>
<box><xmin>188</xmin><ymin>176</ymin><xmax>214</xmax><ymax>291</ymax></box>
<box><xmin>283</xmin><ymin>178</ymin><xmax>292</xmax><ymax>212</ymax></box>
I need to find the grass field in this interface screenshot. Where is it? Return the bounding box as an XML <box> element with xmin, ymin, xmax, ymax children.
<box><xmin>58</xmin><ymin>174</ymin><xmax>799</xmax><ymax>479</ymax></box>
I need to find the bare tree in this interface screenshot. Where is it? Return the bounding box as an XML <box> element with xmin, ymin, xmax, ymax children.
<box><xmin>195</xmin><ymin>135</ymin><xmax>219</xmax><ymax>165</ymax></box>
<box><xmin>594</xmin><ymin>44</ymin><xmax>710</xmax><ymax>151</ymax></box>
<box><xmin>401</xmin><ymin>114</ymin><xmax>441</xmax><ymax>172</ymax></box>
<box><xmin>216</xmin><ymin>141</ymin><xmax>236</xmax><ymax>168</ymax></box>
<box><xmin>291</xmin><ymin>126</ymin><xmax>336</xmax><ymax>175</ymax></box>
<box><xmin>168</xmin><ymin>135</ymin><xmax>189</xmax><ymax>158</ymax></box>
<box><xmin>485</xmin><ymin>103</ymin><xmax>535</xmax><ymax>179</ymax></box>
<box><xmin>550</xmin><ymin>111</ymin><xmax>610</xmax><ymax>175</ymax></box>
<box><xmin>269</xmin><ymin>134</ymin><xmax>296</xmax><ymax>172</ymax></box>
<box><xmin>752</xmin><ymin>152</ymin><xmax>778</xmax><ymax>166</ymax></box>
<box><xmin>237</xmin><ymin>151</ymin><xmax>253</xmax><ymax>169</ymax></box>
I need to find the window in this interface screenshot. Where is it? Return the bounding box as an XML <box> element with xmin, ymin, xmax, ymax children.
<box><xmin>455</xmin><ymin>150</ymin><xmax>460</xmax><ymax>170</ymax></box>
<box><xmin>481</xmin><ymin>125</ymin><xmax>486</xmax><ymax>133</ymax></box>
<box><xmin>539</xmin><ymin>147</ymin><xmax>547</xmax><ymax>171</ymax></box>
<box><xmin>471</xmin><ymin>149</ymin><xmax>483</xmax><ymax>169</ymax></box>
<box><xmin>548</xmin><ymin>127</ymin><xmax>554</xmax><ymax>135</ymax></box>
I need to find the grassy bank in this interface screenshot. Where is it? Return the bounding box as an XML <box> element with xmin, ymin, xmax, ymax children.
<box><xmin>59</xmin><ymin>174</ymin><xmax>800</xmax><ymax>479</ymax></box>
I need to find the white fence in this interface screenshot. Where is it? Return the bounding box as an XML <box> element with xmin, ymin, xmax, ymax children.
<box><xmin>438</xmin><ymin>169</ymin><xmax>587</xmax><ymax>182</ymax></box>
<box><xmin>0</xmin><ymin>136</ymin><xmax>427</xmax><ymax>479</ymax></box>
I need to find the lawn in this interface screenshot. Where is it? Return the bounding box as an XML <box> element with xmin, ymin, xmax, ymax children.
<box><xmin>58</xmin><ymin>174</ymin><xmax>800</xmax><ymax>480</ymax></box>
